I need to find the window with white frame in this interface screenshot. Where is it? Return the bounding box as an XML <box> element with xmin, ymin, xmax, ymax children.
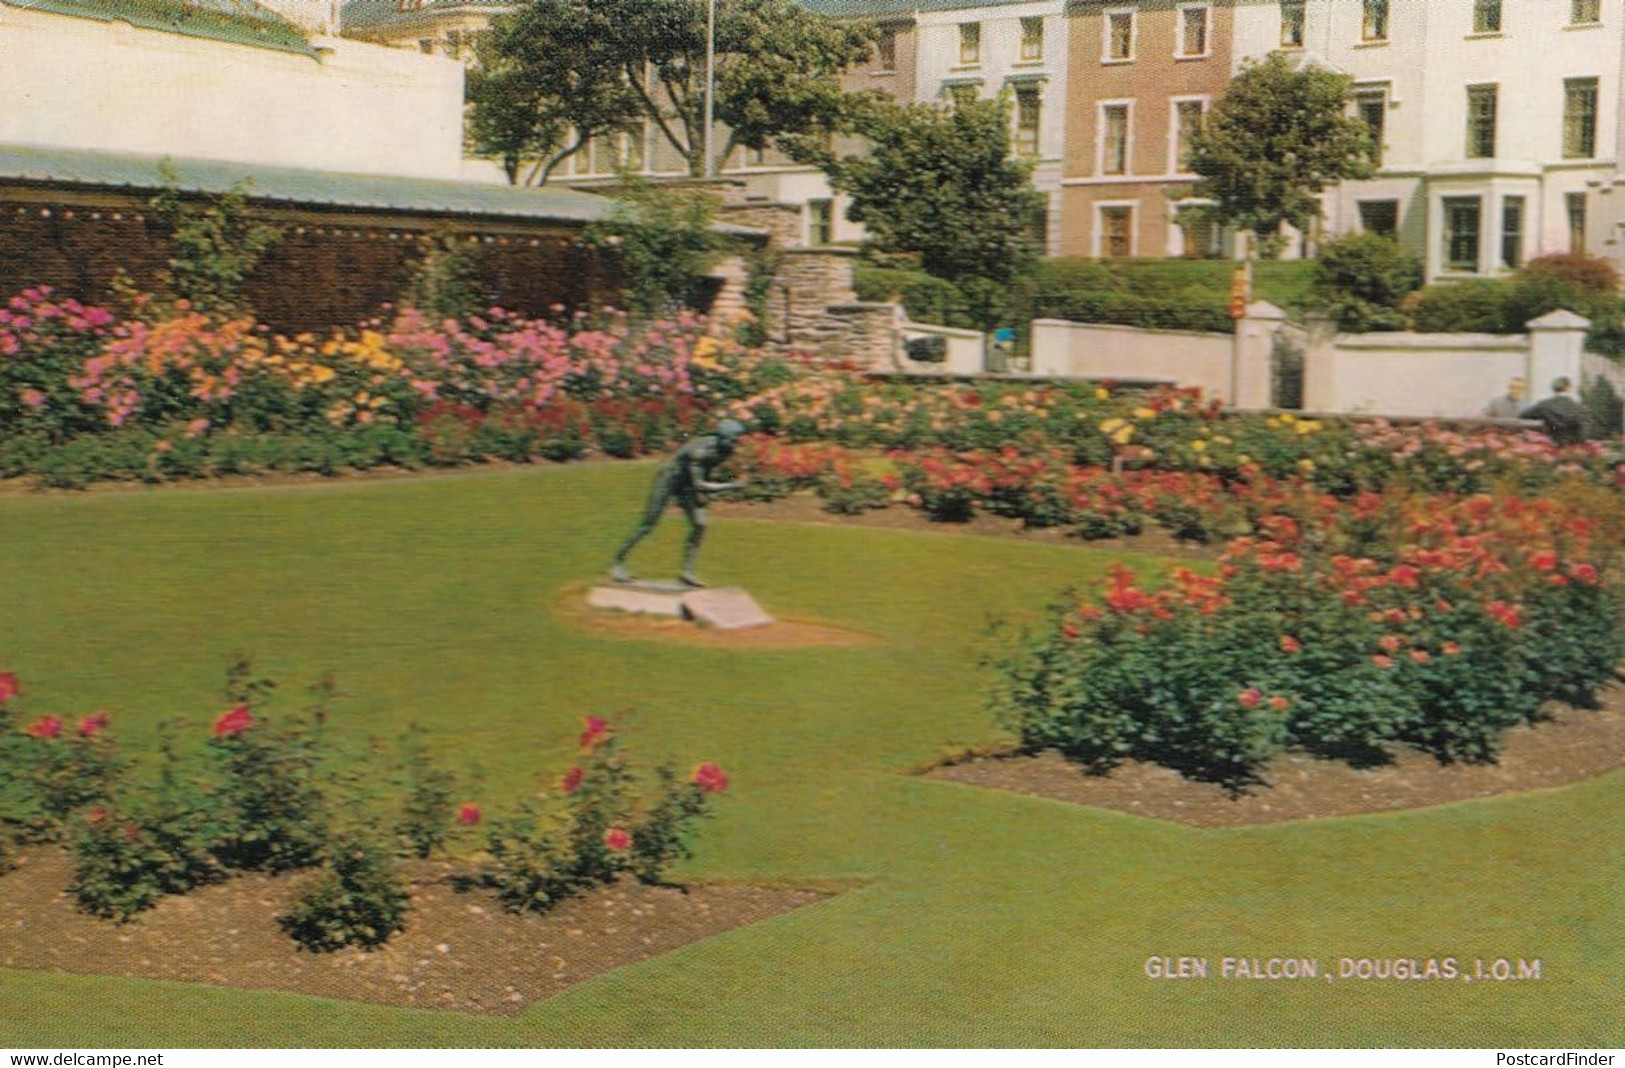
<box><xmin>947</xmin><ymin>83</ymin><xmax>978</xmax><ymax>108</ymax></box>
<box><xmin>1099</xmin><ymin>205</ymin><xmax>1134</xmax><ymax>257</ymax></box>
<box><xmin>1501</xmin><ymin>196</ymin><xmax>1525</xmax><ymax>268</ymax></box>
<box><xmin>1015</xmin><ymin>88</ymin><xmax>1042</xmax><ymax>158</ymax></box>
<box><xmin>1564</xmin><ymin>77</ymin><xmax>1599</xmax><ymax>158</ymax></box>
<box><xmin>1362</xmin><ymin>0</ymin><xmax>1389</xmax><ymax>40</ymax></box>
<box><xmin>1105</xmin><ymin>10</ymin><xmax>1135</xmax><ymax>61</ymax></box>
<box><xmin>1020</xmin><ymin>17</ymin><xmax>1044</xmax><ymax>61</ymax></box>
<box><xmin>808</xmin><ymin>200</ymin><xmax>834</xmax><ymax>246</ymax></box>
<box><xmin>1354</xmin><ymin>87</ymin><xmax>1387</xmax><ymax>166</ymax></box>
<box><xmin>1173</xmin><ymin>99</ymin><xmax>1206</xmax><ymax>173</ymax></box>
<box><xmin>1101</xmin><ymin>103</ymin><xmax>1131</xmax><ymax>175</ymax></box>
<box><xmin>1472</xmin><ymin>0</ymin><xmax>1502</xmax><ymax>33</ymax></box>
<box><xmin>1466</xmin><ymin>84</ymin><xmax>1497</xmax><ymax>158</ymax></box>
<box><xmin>1568</xmin><ymin>192</ymin><xmax>1588</xmax><ymax>252</ymax></box>
<box><xmin>1280</xmin><ymin>0</ymin><xmax>1305</xmax><ymax>46</ymax></box>
<box><xmin>1571</xmin><ymin>0</ymin><xmax>1600</xmax><ymax>24</ymax></box>
<box><xmin>1358</xmin><ymin>200</ymin><xmax>1399</xmax><ymax>236</ymax></box>
<box><xmin>959</xmin><ymin>22</ymin><xmax>981</xmax><ymax>65</ymax></box>
<box><xmin>1443</xmin><ymin>196</ymin><xmax>1482</xmax><ymax>272</ymax></box>
<box><xmin>1177</xmin><ymin>5</ymin><xmax>1210</xmax><ymax>57</ymax></box>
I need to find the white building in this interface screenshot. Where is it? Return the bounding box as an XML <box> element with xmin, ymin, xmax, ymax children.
<box><xmin>911</xmin><ymin>0</ymin><xmax>1069</xmax><ymax>250</ymax></box>
<box><xmin>1233</xmin><ymin>0</ymin><xmax>1621</xmax><ymax>279</ymax></box>
<box><xmin>0</xmin><ymin>0</ymin><xmax>466</xmax><ymax>180</ymax></box>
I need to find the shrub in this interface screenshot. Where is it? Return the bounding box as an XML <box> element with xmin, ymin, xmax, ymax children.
<box><xmin>395</xmin><ymin>727</ymin><xmax>456</xmax><ymax>860</ymax></box>
<box><xmin>70</xmin><ymin>811</ymin><xmax>175</xmax><ymax>921</ymax></box>
<box><xmin>1312</xmin><ymin>233</ymin><xmax>1423</xmax><ymax>331</ymax></box>
<box><xmin>628</xmin><ymin>763</ymin><xmax>726</xmax><ymax>885</ymax></box>
<box><xmin>278</xmin><ymin>836</ymin><xmax>411</xmax><ymax>952</ymax></box>
<box><xmin>854</xmin><ymin>265</ymin><xmax>969</xmax><ymax>328</ymax></box>
<box><xmin>1402</xmin><ymin>280</ymin><xmax>1517</xmax><ymax>333</ymax></box>
<box><xmin>204</xmin><ymin>662</ymin><xmax>330</xmax><ymax>874</ymax></box>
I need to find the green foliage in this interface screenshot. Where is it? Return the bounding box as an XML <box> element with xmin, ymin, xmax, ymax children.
<box><xmin>1312</xmin><ymin>233</ymin><xmax>1424</xmax><ymax>331</ymax></box>
<box><xmin>471</xmin><ymin>0</ymin><xmax>874</xmax><ymax>182</ymax></box>
<box><xmin>1402</xmin><ymin>280</ymin><xmax>1517</xmax><ymax>333</ymax></box>
<box><xmin>1018</xmin><ymin>258</ymin><xmax>1318</xmax><ymax>333</ymax></box>
<box><xmin>1185</xmin><ymin>53</ymin><xmax>1375</xmax><ymax>251</ymax></box>
<box><xmin>395</xmin><ymin>727</ymin><xmax>456</xmax><ymax>860</ymax></box>
<box><xmin>1582</xmin><ymin>374</ymin><xmax>1623</xmax><ymax>439</ymax></box>
<box><xmin>820</xmin><ymin>94</ymin><xmax>1043</xmax><ymax>288</ymax></box>
<box><xmin>480</xmin><ymin>806</ymin><xmax>577</xmax><ymax>913</ymax></box>
<box><xmin>585</xmin><ymin>179</ymin><xmax>725</xmax><ymax>318</ymax></box>
<box><xmin>205</xmin><ymin>663</ymin><xmax>330</xmax><ymax>875</ymax></box>
<box><xmin>403</xmin><ymin>237</ymin><xmax>488</xmax><ymax>322</ymax></box>
<box><xmin>854</xmin><ymin>265</ymin><xmax>970</xmax><ymax>328</ymax></box>
<box><xmin>278</xmin><ymin>837</ymin><xmax>411</xmax><ymax>952</ymax></box>
<box><xmin>150</xmin><ymin>162</ymin><xmax>282</xmax><ymax>318</ymax></box>
<box><xmin>70</xmin><ymin>813</ymin><xmax>177</xmax><ymax>922</ymax></box>
<box><xmin>626</xmin><ymin>765</ymin><xmax>709</xmax><ymax>885</ymax></box>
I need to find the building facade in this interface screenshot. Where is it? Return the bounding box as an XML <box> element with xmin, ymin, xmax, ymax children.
<box><xmin>1230</xmin><ymin>0</ymin><xmax>1622</xmax><ymax>280</ymax></box>
<box><xmin>1059</xmin><ymin>0</ymin><xmax>1237</xmax><ymax>259</ymax></box>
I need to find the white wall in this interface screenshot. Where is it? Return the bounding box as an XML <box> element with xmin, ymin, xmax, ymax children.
<box><xmin>1302</xmin><ymin>332</ymin><xmax>1531</xmax><ymax>417</ymax></box>
<box><xmin>0</xmin><ymin>4</ymin><xmax>466</xmax><ymax>180</ymax></box>
<box><xmin>900</xmin><ymin>322</ymin><xmax>986</xmax><ymax>375</ymax></box>
<box><xmin>1030</xmin><ymin>319</ymin><xmax>1233</xmax><ymax>398</ymax></box>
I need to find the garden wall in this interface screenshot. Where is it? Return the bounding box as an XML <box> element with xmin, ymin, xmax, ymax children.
<box><xmin>0</xmin><ymin>192</ymin><xmax>609</xmax><ymax>334</ymax></box>
<box><xmin>1030</xmin><ymin>319</ymin><xmax>1232</xmax><ymax>395</ymax></box>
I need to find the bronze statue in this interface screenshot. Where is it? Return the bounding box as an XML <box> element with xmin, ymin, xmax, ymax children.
<box><xmin>611</xmin><ymin>419</ymin><xmax>748</xmax><ymax>588</ymax></box>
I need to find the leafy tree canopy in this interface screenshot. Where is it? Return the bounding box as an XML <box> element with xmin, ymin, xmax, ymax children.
<box><xmin>817</xmin><ymin>94</ymin><xmax>1044</xmax><ymax>288</ymax></box>
<box><xmin>470</xmin><ymin>0</ymin><xmax>876</xmax><ymax>184</ymax></box>
<box><xmin>1184</xmin><ymin>53</ymin><xmax>1375</xmax><ymax>253</ymax></box>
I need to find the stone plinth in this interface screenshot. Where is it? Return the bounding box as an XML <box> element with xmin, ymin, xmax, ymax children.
<box><xmin>587</xmin><ymin>584</ymin><xmax>775</xmax><ymax>630</ymax></box>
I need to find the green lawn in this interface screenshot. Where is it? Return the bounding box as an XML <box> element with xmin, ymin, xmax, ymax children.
<box><xmin>0</xmin><ymin>464</ymin><xmax>1618</xmax><ymax>1047</ymax></box>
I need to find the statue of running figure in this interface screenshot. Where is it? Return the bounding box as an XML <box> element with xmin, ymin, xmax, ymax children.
<box><xmin>610</xmin><ymin>419</ymin><xmax>748</xmax><ymax>588</ymax></box>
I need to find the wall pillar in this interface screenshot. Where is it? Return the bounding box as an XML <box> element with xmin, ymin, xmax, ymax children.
<box><xmin>1232</xmin><ymin>299</ymin><xmax>1286</xmax><ymax>409</ymax></box>
<box><xmin>1525</xmin><ymin>309</ymin><xmax>1590</xmax><ymax>400</ymax></box>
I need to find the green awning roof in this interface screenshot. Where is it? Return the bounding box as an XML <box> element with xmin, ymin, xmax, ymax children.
<box><xmin>2</xmin><ymin>0</ymin><xmax>313</xmax><ymax>55</ymax></box>
<box><xmin>0</xmin><ymin>143</ymin><xmax>761</xmax><ymax>237</ymax></box>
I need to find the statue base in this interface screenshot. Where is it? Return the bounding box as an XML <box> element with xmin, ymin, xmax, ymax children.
<box><xmin>586</xmin><ymin>584</ymin><xmax>774</xmax><ymax>630</ymax></box>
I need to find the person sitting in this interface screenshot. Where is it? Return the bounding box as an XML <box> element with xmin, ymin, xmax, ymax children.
<box><xmin>1484</xmin><ymin>376</ymin><xmax>1526</xmax><ymax>419</ymax></box>
<box><xmin>1519</xmin><ymin>377</ymin><xmax>1585</xmax><ymax>445</ymax></box>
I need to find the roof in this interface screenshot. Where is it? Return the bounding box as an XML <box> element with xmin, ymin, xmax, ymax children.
<box><xmin>0</xmin><ymin>143</ymin><xmax>766</xmax><ymax>237</ymax></box>
<box><xmin>3</xmin><ymin>0</ymin><xmax>313</xmax><ymax>54</ymax></box>
<box><xmin>339</xmin><ymin>0</ymin><xmax>513</xmax><ymax>33</ymax></box>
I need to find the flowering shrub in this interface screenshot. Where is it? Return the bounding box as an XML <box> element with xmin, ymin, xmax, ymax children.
<box><xmin>278</xmin><ymin>836</ymin><xmax>410</xmax><ymax>952</ymax></box>
<box><xmin>479</xmin><ymin>716</ymin><xmax>728</xmax><ymax>913</ymax></box>
<box><xmin>991</xmin><ymin>491</ymin><xmax>1623</xmax><ymax>788</ymax></box>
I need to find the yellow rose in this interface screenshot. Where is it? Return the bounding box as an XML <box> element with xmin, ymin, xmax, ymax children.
<box><xmin>1094</xmin><ymin>388</ymin><xmax>1110</xmax><ymax>401</ymax></box>
<box><xmin>1133</xmin><ymin>407</ymin><xmax>1155</xmax><ymax>421</ymax></box>
<box><xmin>1298</xmin><ymin>458</ymin><xmax>1316</xmax><ymax>472</ymax></box>
<box><xmin>1099</xmin><ymin>418</ymin><xmax>1127</xmax><ymax>434</ymax></box>
<box><xmin>1191</xmin><ymin>440</ymin><xmax>1208</xmax><ymax>452</ymax></box>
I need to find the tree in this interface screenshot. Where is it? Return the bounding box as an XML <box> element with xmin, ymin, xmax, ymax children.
<box><xmin>469</xmin><ymin>0</ymin><xmax>876</xmax><ymax>184</ymax></box>
<box><xmin>584</xmin><ymin>178</ymin><xmax>726</xmax><ymax>318</ymax></box>
<box><xmin>1183</xmin><ymin>53</ymin><xmax>1375</xmax><ymax>255</ymax></box>
<box><xmin>816</xmin><ymin>94</ymin><xmax>1044</xmax><ymax>291</ymax></box>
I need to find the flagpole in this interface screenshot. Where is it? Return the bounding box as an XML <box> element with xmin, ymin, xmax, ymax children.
<box><xmin>704</xmin><ymin>0</ymin><xmax>716</xmax><ymax>178</ymax></box>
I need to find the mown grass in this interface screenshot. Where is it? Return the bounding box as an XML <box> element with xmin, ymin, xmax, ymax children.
<box><xmin>0</xmin><ymin>463</ymin><xmax>1618</xmax><ymax>1047</ymax></box>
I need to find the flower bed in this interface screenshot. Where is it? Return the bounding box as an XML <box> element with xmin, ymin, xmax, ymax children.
<box><xmin>987</xmin><ymin>490</ymin><xmax>1623</xmax><ymax>790</ymax></box>
<box><xmin>0</xmin><ymin>661</ymin><xmax>730</xmax><ymax>952</ymax></box>
<box><xmin>0</xmin><ymin>288</ymin><xmax>787</xmax><ymax>487</ymax></box>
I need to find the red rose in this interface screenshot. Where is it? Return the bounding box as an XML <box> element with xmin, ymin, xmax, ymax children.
<box><xmin>604</xmin><ymin>827</ymin><xmax>631</xmax><ymax>851</ymax></box>
<box><xmin>0</xmin><ymin>672</ymin><xmax>18</xmax><ymax>704</ymax></box>
<box><xmin>1378</xmin><ymin>634</ymin><xmax>1404</xmax><ymax>653</ymax></box>
<box><xmin>123</xmin><ymin>823</ymin><xmax>140</xmax><ymax>843</ymax></box>
<box><xmin>1061</xmin><ymin>622</ymin><xmax>1081</xmax><ymax>642</ymax></box>
<box><xmin>78</xmin><ymin>711</ymin><xmax>110</xmax><ymax>738</ymax></box>
<box><xmin>1278</xmin><ymin>636</ymin><xmax>1302</xmax><ymax>654</ymax></box>
<box><xmin>560</xmin><ymin>766</ymin><xmax>585</xmax><ymax>793</ymax></box>
<box><xmin>457</xmin><ymin>803</ymin><xmax>481</xmax><ymax>826</ymax></box>
<box><xmin>1570</xmin><ymin>563</ymin><xmax>1599</xmax><ymax>585</ymax></box>
<box><xmin>26</xmin><ymin>716</ymin><xmax>62</xmax><ymax>739</ymax></box>
<box><xmin>1237</xmin><ymin>687</ymin><xmax>1263</xmax><ymax>710</ymax></box>
<box><xmin>1528</xmin><ymin>550</ymin><xmax>1558</xmax><ymax>573</ymax></box>
<box><xmin>1268</xmin><ymin>696</ymin><xmax>1291</xmax><ymax>712</ymax></box>
<box><xmin>1409</xmin><ymin>649</ymin><xmax>1431</xmax><ymax>664</ymax></box>
<box><xmin>212</xmin><ymin>704</ymin><xmax>254</xmax><ymax>737</ymax></box>
<box><xmin>692</xmin><ymin>762</ymin><xmax>729</xmax><ymax>794</ymax></box>
<box><xmin>1442</xmin><ymin>641</ymin><xmax>1462</xmax><ymax>656</ymax></box>
<box><xmin>1372</xmin><ymin>654</ymin><xmax>1393</xmax><ymax>668</ymax></box>
<box><xmin>86</xmin><ymin>807</ymin><xmax>108</xmax><ymax>825</ymax></box>
<box><xmin>579</xmin><ymin>715</ymin><xmax>609</xmax><ymax>750</ymax></box>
